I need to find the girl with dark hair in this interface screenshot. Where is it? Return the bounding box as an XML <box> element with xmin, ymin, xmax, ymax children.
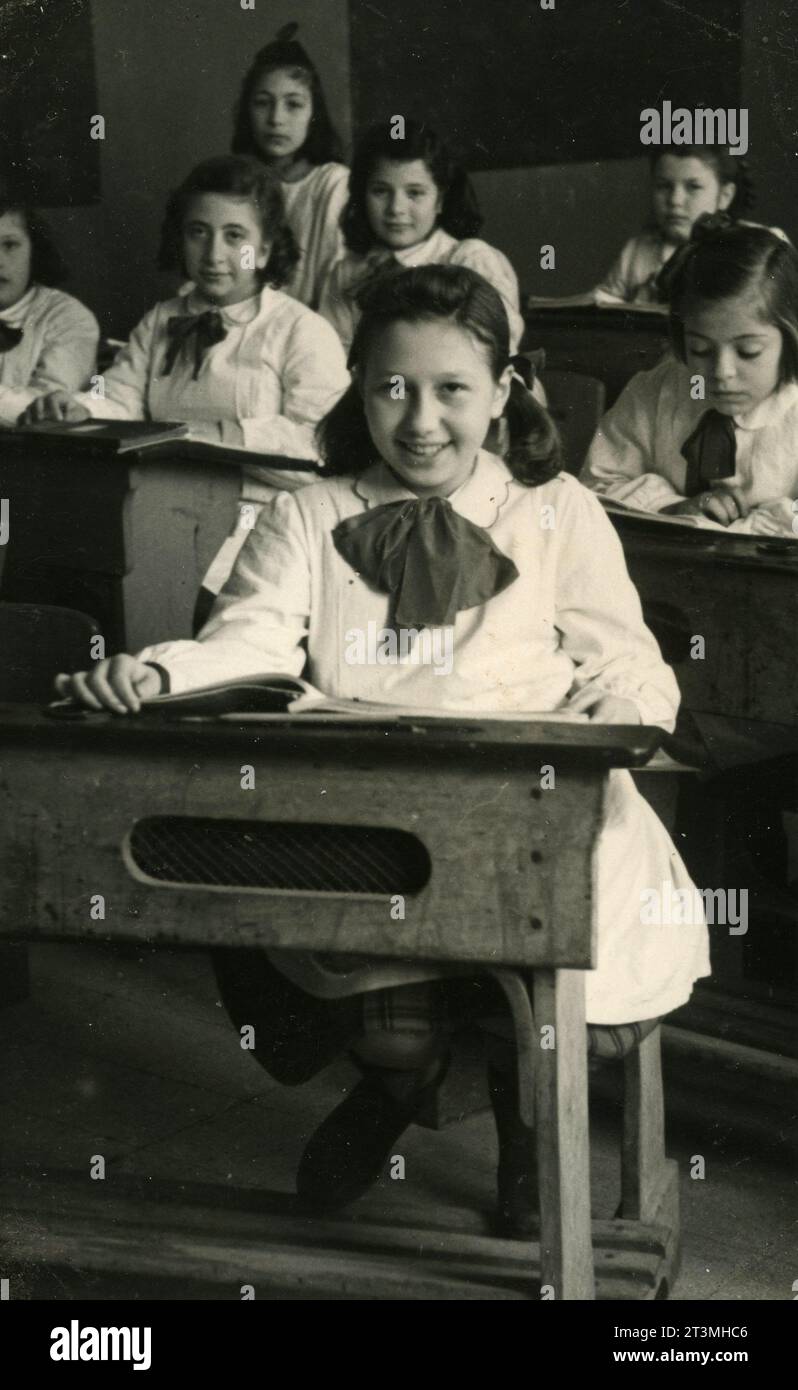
<box><xmin>24</xmin><ymin>155</ymin><xmax>349</xmax><ymax>590</ymax></box>
<box><xmin>582</xmin><ymin>219</ymin><xmax>798</xmax><ymax>536</ymax></box>
<box><xmin>232</xmin><ymin>23</ymin><xmax>348</xmax><ymax>308</ymax></box>
<box><xmin>0</xmin><ymin>180</ymin><xmax>99</xmax><ymax>424</ymax></box>
<box><xmin>319</xmin><ymin>120</ymin><xmax>525</xmax><ymax>354</ymax></box>
<box><xmin>57</xmin><ymin>265</ymin><xmax>709</xmax><ymax>1234</ymax></box>
<box><xmin>594</xmin><ymin>147</ymin><xmax>787</xmax><ymax>306</ymax></box>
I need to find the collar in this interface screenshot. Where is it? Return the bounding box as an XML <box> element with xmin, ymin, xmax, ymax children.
<box><xmin>179</xmin><ymin>282</ymin><xmax>269</xmax><ymax>325</ymax></box>
<box><xmin>351</xmin><ymin>450</ymin><xmax>517</xmax><ymax>528</ymax></box>
<box><xmin>731</xmin><ymin>381</ymin><xmax>798</xmax><ymax>431</ymax></box>
<box><xmin>0</xmin><ymin>283</ymin><xmax>38</xmax><ymax>326</ymax></box>
<box><xmin>393</xmin><ymin>226</ymin><xmax>458</xmax><ymax>268</ymax></box>
<box><xmin>673</xmin><ymin>359</ymin><xmax>798</xmax><ymax>433</ymax></box>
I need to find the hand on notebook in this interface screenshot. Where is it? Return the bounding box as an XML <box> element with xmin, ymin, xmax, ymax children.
<box><xmin>662</xmin><ymin>484</ymin><xmax>749</xmax><ymax>526</ymax></box>
<box><xmin>54</xmin><ymin>656</ymin><xmax>161</xmax><ymax>714</ymax></box>
<box><xmin>18</xmin><ymin>390</ymin><xmax>91</xmax><ymax>425</ymax></box>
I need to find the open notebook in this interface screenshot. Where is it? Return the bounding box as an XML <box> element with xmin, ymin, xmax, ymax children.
<box><xmin>46</xmin><ymin>673</ymin><xmax>588</xmax><ymax>723</ymax></box>
<box><xmin>136</xmin><ymin>675</ymin><xmax>589</xmax><ymax>723</ymax></box>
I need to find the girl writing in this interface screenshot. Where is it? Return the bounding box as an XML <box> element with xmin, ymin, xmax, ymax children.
<box><xmin>0</xmin><ymin>179</ymin><xmax>99</xmax><ymax>425</ymax></box>
<box><xmin>55</xmin><ymin>265</ymin><xmax>708</xmax><ymax>1236</ymax></box>
<box><xmin>581</xmin><ymin>219</ymin><xmax>798</xmax><ymax>537</ymax></box>
<box><xmin>232</xmin><ymin>23</ymin><xmax>349</xmax><ymax>309</ymax></box>
<box><xmin>319</xmin><ymin>121</ymin><xmax>526</xmax><ymax>356</ymax></box>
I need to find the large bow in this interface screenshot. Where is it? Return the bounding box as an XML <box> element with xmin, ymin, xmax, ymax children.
<box><xmin>161</xmin><ymin>309</ymin><xmax>227</xmax><ymax>379</ymax></box>
<box><xmin>332</xmin><ymin>494</ymin><xmax>519</xmax><ymax>628</ymax></box>
<box><xmin>681</xmin><ymin>409</ymin><xmax>737</xmax><ymax>496</ymax></box>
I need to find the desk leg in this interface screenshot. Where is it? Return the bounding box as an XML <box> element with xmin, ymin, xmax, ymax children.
<box><xmin>532</xmin><ymin>968</ymin><xmax>595</xmax><ymax>1300</ymax></box>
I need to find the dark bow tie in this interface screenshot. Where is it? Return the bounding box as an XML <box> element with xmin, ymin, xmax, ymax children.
<box><xmin>0</xmin><ymin>321</ymin><xmax>23</xmax><ymax>351</ymax></box>
<box><xmin>332</xmin><ymin>494</ymin><xmax>519</xmax><ymax>628</ymax></box>
<box><xmin>162</xmin><ymin>309</ymin><xmax>227</xmax><ymax>379</ymax></box>
<box><xmin>681</xmin><ymin>409</ymin><xmax>737</xmax><ymax>496</ymax></box>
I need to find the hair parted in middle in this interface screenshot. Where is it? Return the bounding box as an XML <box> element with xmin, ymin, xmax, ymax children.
<box><xmin>341</xmin><ymin>120</ymin><xmax>483</xmax><ymax>256</ymax></box>
<box><xmin>231</xmin><ymin>22</ymin><xmax>344</xmax><ymax>167</ymax></box>
<box><xmin>157</xmin><ymin>155</ymin><xmax>300</xmax><ymax>288</ymax></box>
<box><xmin>317</xmin><ymin>263</ymin><xmax>561</xmax><ymax>486</ymax></box>
<box><xmin>666</xmin><ymin>215</ymin><xmax>798</xmax><ymax>384</ymax></box>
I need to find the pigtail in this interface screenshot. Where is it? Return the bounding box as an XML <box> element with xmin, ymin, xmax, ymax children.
<box><xmin>316</xmin><ymin>382</ymin><xmax>376</xmax><ymax>477</ymax></box>
<box><xmin>502</xmin><ymin>374</ymin><xmax>562</xmax><ymax>486</ymax></box>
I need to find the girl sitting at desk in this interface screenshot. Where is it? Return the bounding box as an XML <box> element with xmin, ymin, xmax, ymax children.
<box><xmin>580</xmin><ymin>219</ymin><xmax>798</xmax><ymax>537</ymax></box>
<box><xmin>319</xmin><ymin>120</ymin><xmax>525</xmax><ymax>355</ymax></box>
<box><xmin>231</xmin><ymin>23</ymin><xmax>349</xmax><ymax>311</ymax></box>
<box><xmin>21</xmin><ymin>155</ymin><xmax>350</xmax><ymax>594</ymax></box>
<box><xmin>0</xmin><ymin>179</ymin><xmax>99</xmax><ymax>426</ymax></box>
<box><xmin>595</xmin><ymin>147</ymin><xmax>787</xmax><ymax>307</ymax></box>
<box><xmin>55</xmin><ymin>264</ymin><xmax>709</xmax><ymax>1238</ymax></box>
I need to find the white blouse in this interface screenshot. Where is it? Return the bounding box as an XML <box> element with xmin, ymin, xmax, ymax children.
<box><xmin>138</xmin><ymin>452</ymin><xmax>709</xmax><ymax>1024</ymax></box>
<box><xmin>595</xmin><ymin>223</ymin><xmax>789</xmax><ymax>306</ymax></box>
<box><xmin>281</xmin><ymin>163</ymin><xmax>349</xmax><ymax>309</ymax></box>
<box><xmin>0</xmin><ymin>284</ymin><xmax>99</xmax><ymax>424</ymax></box>
<box><xmin>319</xmin><ymin>226</ymin><xmax>526</xmax><ymax>355</ymax></box>
<box><xmin>581</xmin><ymin>354</ymin><xmax>798</xmax><ymax>535</ymax></box>
<box><xmin>77</xmin><ymin>284</ymin><xmax>349</xmax><ymax>501</ymax></box>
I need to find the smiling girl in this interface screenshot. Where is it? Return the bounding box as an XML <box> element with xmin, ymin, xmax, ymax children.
<box><xmin>319</xmin><ymin>120</ymin><xmax>525</xmax><ymax>355</ymax></box>
<box><xmin>581</xmin><ymin>220</ymin><xmax>798</xmax><ymax>536</ymax></box>
<box><xmin>55</xmin><ymin>265</ymin><xmax>708</xmax><ymax>1233</ymax></box>
<box><xmin>232</xmin><ymin>24</ymin><xmax>348</xmax><ymax>309</ymax></box>
<box><xmin>0</xmin><ymin>179</ymin><xmax>99</xmax><ymax>425</ymax></box>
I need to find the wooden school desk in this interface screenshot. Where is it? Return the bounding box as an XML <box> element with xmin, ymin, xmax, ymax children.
<box><xmin>524</xmin><ymin>304</ymin><xmax>669</xmax><ymax>407</ymax></box>
<box><xmin>0</xmin><ymin>435</ymin><xmax>317</xmax><ymax>651</ymax></box>
<box><xmin>607</xmin><ymin>511</ymin><xmax>798</xmax><ymax>727</ymax></box>
<box><xmin>0</xmin><ymin>707</ymin><xmax>678</xmax><ymax>1301</ymax></box>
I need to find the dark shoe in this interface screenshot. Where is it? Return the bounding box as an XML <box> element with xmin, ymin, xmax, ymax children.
<box><xmin>488</xmin><ymin>1062</ymin><xmax>538</xmax><ymax>1239</ymax></box>
<box><xmin>296</xmin><ymin>1061</ymin><xmax>446</xmax><ymax>1211</ymax></box>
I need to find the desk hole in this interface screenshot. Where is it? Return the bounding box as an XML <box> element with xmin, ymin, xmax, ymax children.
<box><xmin>529</xmin><ymin>917</ymin><xmax>543</xmax><ymax>931</ymax></box>
<box><xmin>530</xmin><ymin>850</ymin><xmax>544</xmax><ymax>864</ymax></box>
<box><xmin>530</xmin><ymin>789</ymin><xmax>542</xmax><ymax>801</ymax></box>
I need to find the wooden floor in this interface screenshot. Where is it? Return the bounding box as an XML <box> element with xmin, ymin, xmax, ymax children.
<box><xmin>1</xmin><ymin>943</ymin><xmax>795</xmax><ymax>1301</ymax></box>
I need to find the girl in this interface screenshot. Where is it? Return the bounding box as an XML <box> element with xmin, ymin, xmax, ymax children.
<box><xmin>319</xmin><ymin>121</ymin><xmax>526</xmax><ymax>356</ymax></box>
<box><xmin>56</xmin><ymin>265</ymin><xmax>709</xmax><ymax>1236</ymax></box>
<box><xmin>232</xmin><ymin>23</ymin><xmax>349</xmax><ymax>309</ymax></box>
<box><xmin>0</xmin><ymin>180</ymin><xmax>99</xmax><ymax>425</ymax></box>
<box><xmin>595</xmin><ymin>147</ymin><xmax>786</xmax><ymax>306</ymax></box>
<box><xmin>23</xmin><ymin>156</ymin><xmax>350</xmax><ymax>596</ymax></box>
<box><xmin>581</xmin><ymin>219</ymin><xmax>798</xmax><ymax>537</ymax></box>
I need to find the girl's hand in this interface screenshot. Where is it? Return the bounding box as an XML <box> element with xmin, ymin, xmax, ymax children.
<box><xmin>54</xmin><ymin>656</ymin><xmax>161</xmax><ymax>714</ymax></box>
<box><xmin>568</xmin><ymin>689</ymin><xmax>642</xmax><ymax>724</ymax></box>
<box><xmin>18</xmin><ymin>391</ymin><xmax>91</xmax><ymax>425</ymax></box>
<box><xmin>661</xmin><ymin>485</ymin><xmax>749</xmax><ymax>526</ymax></box>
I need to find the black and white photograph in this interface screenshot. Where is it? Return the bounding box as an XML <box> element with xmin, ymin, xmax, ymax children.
<box><xmin>0</xmin><ymin>0</ymin><xmax>795</xmax><ymax>1340</ymax></box>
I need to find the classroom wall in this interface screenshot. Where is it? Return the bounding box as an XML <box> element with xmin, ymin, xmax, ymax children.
<box><xmin>474</xmin><ymin>0</ymin><xmax>798</xmax><ymax>297</ymax></box>
<box><xmin>55</xmin><ymin>0</ymin><xmax>351</xmax><ymax>337</ymax></box>
<box><xmin>50</xmin><ymin>0</ymin><xmax>798</xmax><ymax>329</ymax></box>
